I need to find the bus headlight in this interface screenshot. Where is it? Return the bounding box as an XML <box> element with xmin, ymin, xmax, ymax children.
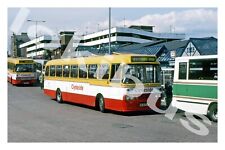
<box><xmin>124</xmin><ymin>95</ymin><xmax>137</xmax><ymax>101</ymax></box>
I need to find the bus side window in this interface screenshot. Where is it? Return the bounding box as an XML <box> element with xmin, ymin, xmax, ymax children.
<box><xmin>99</xmin><ymin>64</ymin><xmax>109</xmax><ymax>80</ymax></box>
<box><xmin>178</xmin><ymin>62</ymin><xmax>187</xmax><ymax>80</ymax></box>
<box><xmin>189</xmin><ymin>59</ymin><xmax>217</xmax><ymax>80</ymax></box>
<box><xmin>110</xmin><ymin>64</ymin><xmax>121</xmax><ymax>82</ymax></box>
<box><xmin>56</xmin><ymin>65</ymin><xmax>62</xmax><ymax>77</ymax></box>
<box><xmin>50</xmin><ymin>65</ymin><xmax>56</xmax><ymax>77</ymax></box>
<box><xmin>88</xmin><ymin>64</ymin><xmax>98</xmax><ymax>79</ymax></box>
<box><xmin>71</xmin><ymin>65</ymin><xmax>78</xmax><ymax>78</ymax></box>
<box><xmin>63</xmin><ymin>65</ymin><xmax>70</xmax><ymax>77</ymax></box>
<box><xmin>79</xmin><ymin>64</ymin><xmax>87</xmax><ymax>78</ymax></box>
<box><xmin>45</xmin><ymin>66</ymin><xmax>49</xmax><ymax>76</ymax></box>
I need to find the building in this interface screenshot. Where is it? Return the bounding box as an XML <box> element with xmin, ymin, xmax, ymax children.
<box><xmin>59</xmin><ymin>31</ymin><xmax>75</xmax><ymax>54</ymax></box>
<box><xmin>112</xmin><ymin>37</ymin><xmax>217</xmax><ymax>85</ymax></box>
<box><xmin>79</xmin><ymin>26</ymin><xmax>185</xmax><ymax>51</ymax></box>
<box><xmin>181</xmin><ymin>37</ymin><xmax>217</xmax><ymax>56</ymax></box>
<box><xmin>10</xmin><ymin>32</ymin><xmax>30</xmax><ymax>57</ymax></box>
<box><xmin>19</xmin><ymin>35</ymin><xmax>60</xmax><ymax>59</ymax></box>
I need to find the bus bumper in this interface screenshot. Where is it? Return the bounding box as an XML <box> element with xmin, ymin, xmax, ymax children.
<box><xmin>11</xmin><ymin>79</ymin><xmax>36</xmax><ymax>85</ymax></box>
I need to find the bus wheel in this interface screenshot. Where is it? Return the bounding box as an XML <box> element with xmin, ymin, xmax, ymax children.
<box><xmin>56</xmin><ymin>89</ymin><xmax>63</xmax><ymax>103</ymax></box>
<box><xmin>97</xmin><ymin>94</ymin><xmax>105</xmax><ymax>113</ymax></box>
<box><xmin>207</xmin><ymin>103</ymin><xmax>217</xmax><ymax>122</ymax></box>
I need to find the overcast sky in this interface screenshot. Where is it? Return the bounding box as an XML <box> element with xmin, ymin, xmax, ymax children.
<box><xmin>8</xmin><ymin>7</ymin><xmax>217</xmax><ymax>40</ymax></box>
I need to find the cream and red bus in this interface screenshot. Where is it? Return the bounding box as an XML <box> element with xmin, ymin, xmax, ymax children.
<box><xmin>43</xmin><ymin>54</ymin><xmax>162</xmax><ymax>112</ymax></box>
<box><xmin>8</xmin><ymin>58</ymin><xmax>37</xmax><ymax>85</ymax></box>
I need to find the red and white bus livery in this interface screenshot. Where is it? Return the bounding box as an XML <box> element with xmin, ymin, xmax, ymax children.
<box><xmin>44</xmin><ymin>54</ymin><xmax>162</xmax><ymax>112</ymax></box>
<box><xmin>8</xmin><ymin>58</ymin><xmax>36</xmax><ymax>85</ymax></box>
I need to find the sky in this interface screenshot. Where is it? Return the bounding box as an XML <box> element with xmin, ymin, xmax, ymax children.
<box><xmin>8</xmin><ymin>7</ymin><xmax>217</xmax><ymax>41</ymax></box>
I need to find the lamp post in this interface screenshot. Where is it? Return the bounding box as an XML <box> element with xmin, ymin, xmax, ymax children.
<box><xmin>27</xmin><ymin>19</ymin><xmax>46</xmax><ymax>59</ymax></box>
<box><xmin>108</xmin><ymin>7</ymin><xmax>111</xmax><ymax>55</ymax></box>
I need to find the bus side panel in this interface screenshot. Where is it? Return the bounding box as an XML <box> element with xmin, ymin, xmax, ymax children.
<box><xmin>173</xmin><ymin>83</ymin><xmax>217</xmax><ymax>99</ymax></box>
<box><xmin>62</xmin><ymin>91</ymin><xmax>96</xmax><ymax>107</ymax></box>
<box><xmin>104</xmin><ymin>98</ymin><xmax>124</xmax><ymax>111</ymax></box>
<box><xmin>172</xmin><ymin>97</ymin><xmax>210</xmax><ymax>115</ymax></box>
<box><xmin>44</xmin><ymin>89</ymin><xmax>56</xmax><ymax>99</ymax></box>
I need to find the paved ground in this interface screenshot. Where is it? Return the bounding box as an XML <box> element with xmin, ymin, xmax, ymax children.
<box><xmin>8</xmin><ymin>83</ymin><xmax>217</xmax><ymax>142</ymax></box>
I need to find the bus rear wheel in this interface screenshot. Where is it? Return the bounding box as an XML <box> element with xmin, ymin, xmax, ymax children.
<box><xmin>97</xmin><ymin>94</ymin><xmax>105</xmax><ymax>113</ymax></box>
<box><xmin>207</xmin><ymin>103</ymin><xmax>217</xmax><ymax>122</ymax></box>
<box><xmin>56</xmin><ymin>89</ymin><xmax>63</xmax><ymax>103</ymax></box>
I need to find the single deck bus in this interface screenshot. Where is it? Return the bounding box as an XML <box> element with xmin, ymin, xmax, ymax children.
<box><xmin>172</xmin><ymin>55</ymin><xmax>217</xmax><ymax>122</ymax></box>
<box><xmin>8</xmin><ymin>58</ymin><xmax>37</xmax><ymax>85</ymax></box>
<box><xmin>44</xmin><ymin>54</ymin><xmax>162</xmax><ymax>112</ymax></box>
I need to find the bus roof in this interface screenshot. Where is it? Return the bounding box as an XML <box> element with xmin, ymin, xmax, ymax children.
<box><xmin>8</xmin><ymin>57</ymin><xmax>34</xmax><ymax>64</ymax></box>
<box><xmin>46</xmin><ymin>54</ymin><xmax>159</xmax><ymax>65</ymax></box>
<box><xmin>175</xmin><ymin>55</ymin><xmax>217</xmax><ymax>61</ymax></box>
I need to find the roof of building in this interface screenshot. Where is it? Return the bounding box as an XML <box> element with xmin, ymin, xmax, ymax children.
<box><xmin>189</xmin><ymin>37</ymin><xmax>217</xmax><ymax>55</ymax></box>
<box><xmin>115</xmin><ymin>45</ymin><xmax>166</xmax><ymax>57</ymax></box>
<box><xmin>117</xmin><ymin>40</ymin><xmax>164</xmax><ymax>51</ymax></box>
<box><xmin>158</xmin><ymin>47</ymin><xmax>185</xmax><ymax>62</ymax></box>
<box><xmin>155</xmin><ymin>40</ymin><xmax>188</xmax><ymax>51</ymax></box>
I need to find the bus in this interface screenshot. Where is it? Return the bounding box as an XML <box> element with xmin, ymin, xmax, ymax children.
<box><xmin>172</xmin><ymin>55</ymin><xmax>217</xmax><ymax>122</ymax></box>
<box><xmin>8</xmin><ymin>57</ymin><xmax>37</xmax><ymax>85</ymax></box>
<box><xmin>43</xmin><ymin>54</ymin><xmax>162</xmax><ymax>112</ymax></box>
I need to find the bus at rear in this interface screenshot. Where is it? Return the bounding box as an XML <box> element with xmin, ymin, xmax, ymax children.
<box><xmin>8</xmin><ymin>58</ymin><xmax>37</xmax><ymax>85</ymax></box>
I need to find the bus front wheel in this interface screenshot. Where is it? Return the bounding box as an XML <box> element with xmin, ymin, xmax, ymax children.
<box><xmin>207</xmin><ymin>103</ymin><xmax>217</xmax><ymax>122</ymax></box>
<box><xmin>96</xmin><ymin>94</ymin><xmax>105</xmax><ymax>113</ymax></box>
<box><xmin>56</xmin><ymin>89</ymin><xmax>63</xmax><ymax>103</ymax></box>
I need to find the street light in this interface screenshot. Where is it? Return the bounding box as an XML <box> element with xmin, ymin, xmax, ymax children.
<box><xmin>27</xmin><ymin>19</ymin><xmax>46</xmax><ymax>59</ymax></box>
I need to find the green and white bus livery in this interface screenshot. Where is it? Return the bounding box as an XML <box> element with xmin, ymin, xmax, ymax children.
<box><xmin>172</xmin><ymin>55</ymin><xmax>217</xmax><ymax>122</ymax></box>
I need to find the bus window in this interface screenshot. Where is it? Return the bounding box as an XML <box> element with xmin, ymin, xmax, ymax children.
<box><xmin>50</xmin><ymin>65</ymin><xmax>56</xmax><ymax>77</ymax></box>
<box><xmin>15</xmin><ymin>64</ymin><xmax>34</xmax><ymax>72</ymax></box>
<box><xmin>71</xmin><ymin>65</ymin><xmax>78</xmax><ymax>78</ymax></box>
<box><xmin>8</xmin><ymin>62</ymin><xmax>15</xmax><ymax>71</ymax></box>
<box><xmin>63</xmin><ymin>65</ymin><xmax>70</xmax><ymax>77</ymax></box>
<box><xmin>99</xmin><ymin>64</ymin><xmax>109</xmax><ymax>79</ymax></box>
<box><xmin>122</xmin><ymin>64</ymin><xmax>160</xmax><ymax>84</ymax></box>
<box><xmin>88</xmin><ymin>64</ymin><xmax>97</xmax><ymax>79</ymax></box>
<box><xmin>178</xmin><ymin>62</ymin><xmax>187</xmax><ymax>80</ymax></box>
<box><xmin>45</xmin><ymin>66</ymin><xmax>49</xmax><ymax>76</ymax></box>
<box><xmin>189</xmin><ymin>59</ymin><xmax>217</xmax><ymax>80</ymax></box>
<box><xmin>79</xmin><ymin>64</ymin><xmax>87</xmax><ymax>78</ymax></box>
<box><xmin>56</xmin><ymin>65</ymin><xmax>62</xmax><ymax>77</ymax></box>
<box><xmin>110</xmin><ymin>64</ymin><xmax>122</xmax><ymax>83</ymax></box>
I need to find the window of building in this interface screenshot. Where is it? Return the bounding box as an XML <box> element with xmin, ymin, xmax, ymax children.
<box><xmin>71</xmin><ymin>65</ymin><xmax>78</xmax><ymax>78</ymax></box>
<box><xmin>178</xmin><ymin>62</ymin><xmax>187</xmax><ymax>80</ymax></box>
<box><xmin>88</xmin><ymin>64</ymin><xmax>98</xmax><ymax>79</ymax></box>
<box><xmin>56</xmin><ymin>65</ymin><xmax>62</xmax><ymax>77</ymax></box>
<box><xmin>63</xmin><ymin>65</ymin><xmax>70</xmax><ymax>77</ymax></box>
<box><xmin>189</xmin><ymin>59</ymin><xmax>217</xmax><ymax>80</ymax></box>
<box><xmin>50</xmin><ymin>65</ymin><xmax>56</xmax><ymax>77</ymax></box>
<box><xmin>79</xmin><ymin>64</ymin><xmax>87</xmax><ymax>78</ymax></box>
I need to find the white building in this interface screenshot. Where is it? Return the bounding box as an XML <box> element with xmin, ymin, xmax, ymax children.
<box><xmin>19</xmin><ymin>35</ymin><xmax>60</xmax><ymax>58</ymax></box>
<box><xmin>79</xmin><ymin>26</ymin><xmax>185</xmax><ymax>49</ymax></box>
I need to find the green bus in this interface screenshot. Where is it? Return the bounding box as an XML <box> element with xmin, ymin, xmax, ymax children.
<box><xmin>172</xmin><ymin>55</ymin><xmax>217</xmax><ymax>122</ymax></box>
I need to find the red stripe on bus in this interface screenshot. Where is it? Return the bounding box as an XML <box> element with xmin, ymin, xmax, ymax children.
<box><xmin>10</xmin><ymin>78</ymin><xmax>36</xmax><ymax>85</ymax></box>
<box><xmin>44</xmin><ymin>89</ymin><xmax>161</xmax><ymax>112</ymax></box>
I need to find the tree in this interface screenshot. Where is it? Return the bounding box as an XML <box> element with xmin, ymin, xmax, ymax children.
<box><xmin>43</xmin><ymin>49</ymin><xmax>52</xmax><ymax>60</ymax></box>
